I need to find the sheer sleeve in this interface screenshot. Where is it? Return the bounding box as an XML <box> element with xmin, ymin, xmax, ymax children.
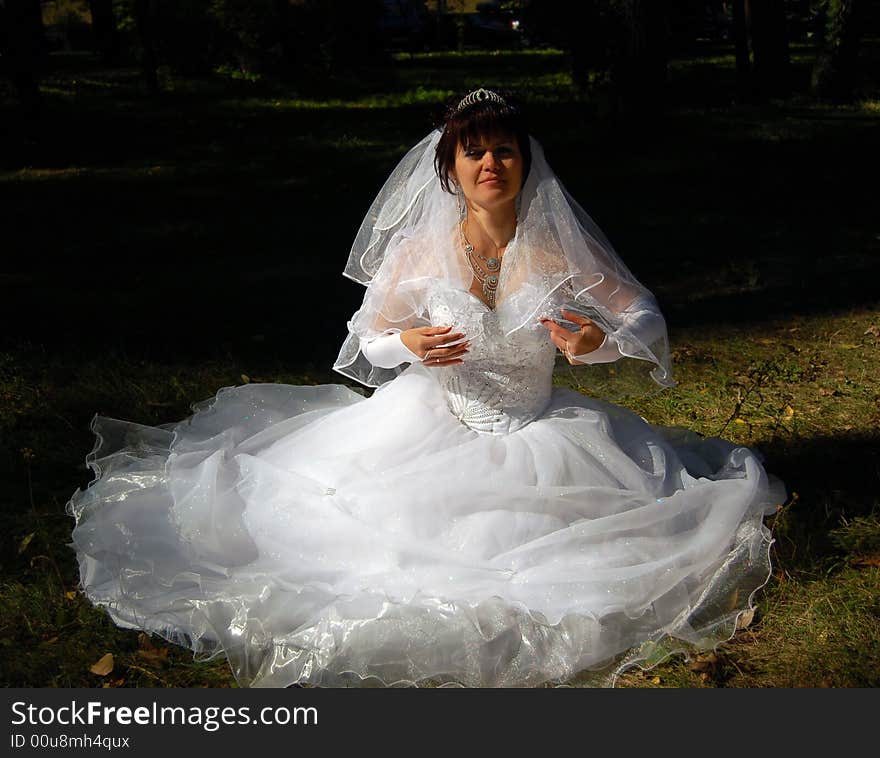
<box><xmin>333</xmin><ymin>232</ymin><xmax>439</xmax><ymax>387</ymax></box>
<box><xmin>571</xmin><ymin>294</ymin><xmax>666</xmax><ymax>365</ymax></box>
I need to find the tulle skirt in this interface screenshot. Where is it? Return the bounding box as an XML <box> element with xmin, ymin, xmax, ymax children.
<box><xmin>68</xmin><ymin>366</ymin><xmax>783</xmax><ymax>687</ymax></box>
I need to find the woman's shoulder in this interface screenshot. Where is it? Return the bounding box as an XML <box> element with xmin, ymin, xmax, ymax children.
<box><xmin>385</xmin><ymin>226</ymin><xmax>463</xmax><ymax>280</ymax></box>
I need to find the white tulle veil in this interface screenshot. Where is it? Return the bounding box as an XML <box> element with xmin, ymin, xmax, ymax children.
<box><xmin>332</xmin><ymin>123</ymin><xmax>675</xmax><ymax>397</ymax></box>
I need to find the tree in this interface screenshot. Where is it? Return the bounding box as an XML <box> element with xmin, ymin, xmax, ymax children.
<box><xmin>522</xmin><ymin>0</ymin><xmax>669</xmax><ymax>120</ymax></box>
<box><xmin>88</xmin><ymin>0</ymin><xmax>121</xmax><ymax>64</ymax></box>
<box><xmin>612</xmin><ymin>0</ymin><xmax>669</xmax><ymax>116</ymax></box>
<box><xmin>0</xmin><ymin>0</ymin><xmax>47</xmax><ymax>119</ymax></box>
<box><xmin>811</xmin><ymin>0</ymin><xmax>866</xmax><ymax>100</ymax></box>
<box><xmin>133</xmin><ymin>0</ymin><xmax>159</xmax><ymax>94</ymax></box>
<box><xmin>272</xmin><ymin>0</ymin><xmax>297</xmax><ymax>73</ymax></box>
<box><xmin>733</xmin><ymin>0</ymin><xmax>751</xmax><ymax>98</ymax></box>
<box><xmin>750</xmin><ymin>0</ymin><xmax>790</xmax><ymax>97</ymax></box>
<box><xmin>732</xmin><ymin>0</ymin><xmax>791</xmax><ymax>101</ymax></box>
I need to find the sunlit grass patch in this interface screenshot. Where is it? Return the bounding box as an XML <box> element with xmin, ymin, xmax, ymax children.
<box><xmin>731</xmin><ymin>567</ymin><xmax>880</xmax><ymax>687</ymax></box>
<box><xmin>393</xmin><ymin>48</ymin><xmax>565</xmax><ymax>62</ymax></box>
<box><xmin>239</xmin><ymin>87</ymin><xmax>455</xmax><ymax>111</ymax></box>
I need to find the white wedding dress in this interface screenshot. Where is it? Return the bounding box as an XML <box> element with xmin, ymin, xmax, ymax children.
<box><xmin>68</xmin><ymin>279</ymin><xmax>783</xmax><ymax>687</ymax></box>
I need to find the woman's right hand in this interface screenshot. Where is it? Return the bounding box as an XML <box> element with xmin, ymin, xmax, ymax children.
<box><xmin>401</xmin><ymin>325</ymin><xmax>469</xmax><ymax>367</ymax></box>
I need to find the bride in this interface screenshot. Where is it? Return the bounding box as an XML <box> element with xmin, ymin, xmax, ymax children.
<box><xmin>68</xmin><ymin>89</ymin><xmax>785</xmax><ymax>687</ymax></box>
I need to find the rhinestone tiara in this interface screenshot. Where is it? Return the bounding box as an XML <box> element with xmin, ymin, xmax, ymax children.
<box><xmin>454</xmin><ymin>88</ymin><xmax>507</xmax><ymax>113</ymax></box>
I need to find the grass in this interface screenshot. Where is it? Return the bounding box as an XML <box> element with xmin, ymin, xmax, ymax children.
<box><xmin>1</xmin><ymin>42</ymin><xmax>879</xmax><ymax>688</ymax></box>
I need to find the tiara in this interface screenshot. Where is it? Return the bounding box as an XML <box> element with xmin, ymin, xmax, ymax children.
<box><xmin>454</xmin><ymin>88</ymin><xmax>507</xmax><ymax>113</ymax></box>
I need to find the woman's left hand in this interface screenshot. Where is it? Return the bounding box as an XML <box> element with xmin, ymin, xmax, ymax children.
<box><xmin>539</xmin><ymin>309</ymin><xmax>606</xmax><ymax>364</ymax></box>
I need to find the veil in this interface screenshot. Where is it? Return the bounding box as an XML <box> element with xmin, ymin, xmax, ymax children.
<box><xmin>332</xmin><ymin>128</ymin><xmax>675</xmax><ymax>397</ymax></box>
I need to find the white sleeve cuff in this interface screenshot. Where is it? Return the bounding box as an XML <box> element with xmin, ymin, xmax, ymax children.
<box><xmin>360</xmin><ymin>330</ymin><xmax>421</xmax><ymax>369</ymax></box>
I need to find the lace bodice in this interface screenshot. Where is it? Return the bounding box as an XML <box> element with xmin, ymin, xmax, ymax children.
<box><xmin>425</xmin><ymin>284</ymin><xmax>559</xmax><ymax>434</ymax></box>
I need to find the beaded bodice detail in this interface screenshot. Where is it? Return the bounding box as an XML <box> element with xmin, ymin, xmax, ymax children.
<box><xmin>425</xmin><ymin>284</ymin><xmax>558</xmax><ymax>434</ymax></box>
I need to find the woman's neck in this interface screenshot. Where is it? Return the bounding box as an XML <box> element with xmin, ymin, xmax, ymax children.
<box><xmin>465</xmin><ymin>200</ymin><xmax>517</xmax><ymax>253</ymax></box>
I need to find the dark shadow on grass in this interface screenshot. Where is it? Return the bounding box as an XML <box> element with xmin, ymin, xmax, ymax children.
<box><xmin>3</xmin><ymin>74</ymin><xmax>879</xmax><ymax>356</ymax></box>
<box><xmin>754</xmin><ymin>430</ymin><xmax>880</xmax><ymax>571</ymax></box>
<box><xmin>1</xmin><ymin>49</ymin><xmax>878</xmax><ymax>406</ymax></box>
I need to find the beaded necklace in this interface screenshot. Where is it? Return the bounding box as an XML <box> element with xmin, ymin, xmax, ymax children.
<box><xmin>458</xmin><ymin>216</ymin><xmax>512</xmax><ymax>309</ymax></box>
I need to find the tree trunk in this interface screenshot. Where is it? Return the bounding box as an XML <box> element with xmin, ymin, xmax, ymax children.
<box><xmin>613</xmin><ymin>0</ymin><xmax>669</xmax><ymax>118</ymax></box>
<box><xmin>134</xmin><ymin>0</ymin><xmax>159</xmax><ymax>94</ymax></box>
<box><xmin>272</xmin><ymin>0</ymin><xmax>297</xmax><ymax>68</ymax></box>
<box><xmin>811</xmin><ymin>0</ymin><xmax>865</xmax><ymax>100</ymax></box>
<box><xmin>750</xmin><ymin>0</ymin><xmax>790</xmax><ymax>97</ymax></box>
<box><xmin>0</xmin><ymin>0</ymin><xmax>46</xmax><ymax>120</ymax></box>
<box><xmin>88</xmin><ymin>0</ymin><xmax>121</xmax><ymax>65</ymax></box>
<box><xmin>733</xmin><ymin>0</ymin><xmax>753</xmax><ymax>100</ymax></box>
<box><xmin>567</xmin><ymin>2</ymin><xmax>602</xmax><ymax>92</ymax></box>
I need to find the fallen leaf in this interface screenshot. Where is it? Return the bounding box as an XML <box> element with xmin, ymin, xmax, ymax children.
<box><xmin>864</xmin><ymin>325</ymin><xmax>880</xmax><ymax>338</ymax></box>
<box><xmin>137</xmin><ymin>633</ymin><xmax>169</xmax><ymax>663</ymax></box>
<box><xmin>17</xmin><ymin>532</ymin><xmax>35</xmax><ymax>555</ymax></box>
<box><xmin>241</xmin><ymin>374</ymin><xmax>250</xmax><ymax>384</ymax></box>
<box><xmin>90</xmin><ymin>653</ymin><xmax>114</xmax><ymax>676</ymax></box>
<box><xmin>726</xmin><ymin>588</ymin><xmax>740</xmax><ymax>611</ymax></box>
<box><xmin>737</xmin><ymin>608</ymin><xmax>756</xmax><ymax>629</ymax></box>
<box><xmin>43</xmin><ymin>636</ymin><xmax>59</xmax><ymax>645</ymax></box>
<box><xmin>65</xmin><ymin>590</ymin><xmax>77</xmax><ymax>600</ymax></box>
<box><xmin>850</xmin><ymin>556</ymin><xmax>880</xmax><ymax>568</ymax></box>
<box><xmin>838</xmin><ymin>343</ymin><xmax>859</xmax><ymax>350</ymax></box>
<box><xmin>784</xmin><ymin>405</ymin><xmax>795</xmax><ymax>418</ymax></box>
<box><xmin>651</xmin><ymin>676</ymin><xmax>661</xmax><ymax>685</ymax></box>
<box><xmin>734</xmin><ymin>418</ymin><xmax>746</xmax><ymax>425</ymax></box>
<box><xmin>137</xmin><ymin>647</ymin><xmax>169</xmax><ymax>664</ymax></box>
<box><xmin>688</xmin><ymin>653</ymin><xmax>719</xmax><ymax>672</ymax></box>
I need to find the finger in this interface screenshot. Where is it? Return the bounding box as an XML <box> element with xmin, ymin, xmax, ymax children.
<box><xmin>555</xmin><ymin>341</ymin><xmax>577</xmax><ymax>363</ymax></box>
<box><xmin>548</xmin><ymin>334</ymin><xmax>567</xmax><ymax>352</ymax></box>
<box><xmin>559</xmin><ymin>309</ymin><xmax>594</xmax><ymax>327</ymax></box>
<box><xmin>554</xmin><ymin>336</ymin><xmax>575</xmax><ymax>357</ymax></box>
<box><xmin>423</xmin><ymin>345</ymin><xmax>469</xmax><ymax>362</ymax></box>
<box><xmin>421</xmin><ymin>325</ymin><xmax>454</xmax><ymax>335</ymax></box>
<box><xmin>430</xmin><ymin>333</ymin><xmax>466</xmax><ymax>348</ymax></box>
<box><xmin>429</xmin><ymin>341</ymin><xmax>469</xmax><ymax>355</ymax></box>
<box><xmin>540</xmin><ymin>319</ymin><xmax>569</xmax><ymax>340</ymax></box>
<box><xmin>425</xmin><ymin>358</ymin><xmax>464</xmax><ymax>368</ymax></box>
<box><xmin>428</xmin><ymin>345</ymin><xmax>470</xmax><ymax>360</ymax></box>
<box><xmin>423</xmin><ymin>352</ymin><xmax>466</xmax><ymax>366</ymax></box>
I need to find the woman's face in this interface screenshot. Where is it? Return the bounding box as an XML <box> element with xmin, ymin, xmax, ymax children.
<box><xmin>452</xmin><ymin>132</ymin><xmax>524</xmax><ymax>211</ymax></box>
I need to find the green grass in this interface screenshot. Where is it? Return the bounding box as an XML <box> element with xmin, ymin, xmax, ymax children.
<box><xmin>1</xmin><ymin>45</ymin><xmax>879</xmax><ymax>688</ymax></box>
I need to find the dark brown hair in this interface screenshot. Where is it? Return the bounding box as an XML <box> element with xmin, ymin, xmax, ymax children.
<box><xmin>434</xmin><ymin>91</ymin><xmax>531</xmax><ymax>194</ymax></box>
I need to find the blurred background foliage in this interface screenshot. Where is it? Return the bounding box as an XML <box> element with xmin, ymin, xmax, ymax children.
<box><xmin>3</xmin><ymin>1</ymin><xmax>877</xmax><ymax>109</ymax></box>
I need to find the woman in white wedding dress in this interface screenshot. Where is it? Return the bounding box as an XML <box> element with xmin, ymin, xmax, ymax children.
<box><xmin>68</xmin><ymin>89</ymin><xmax>784</xmax><ymax>687</ymax></box>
